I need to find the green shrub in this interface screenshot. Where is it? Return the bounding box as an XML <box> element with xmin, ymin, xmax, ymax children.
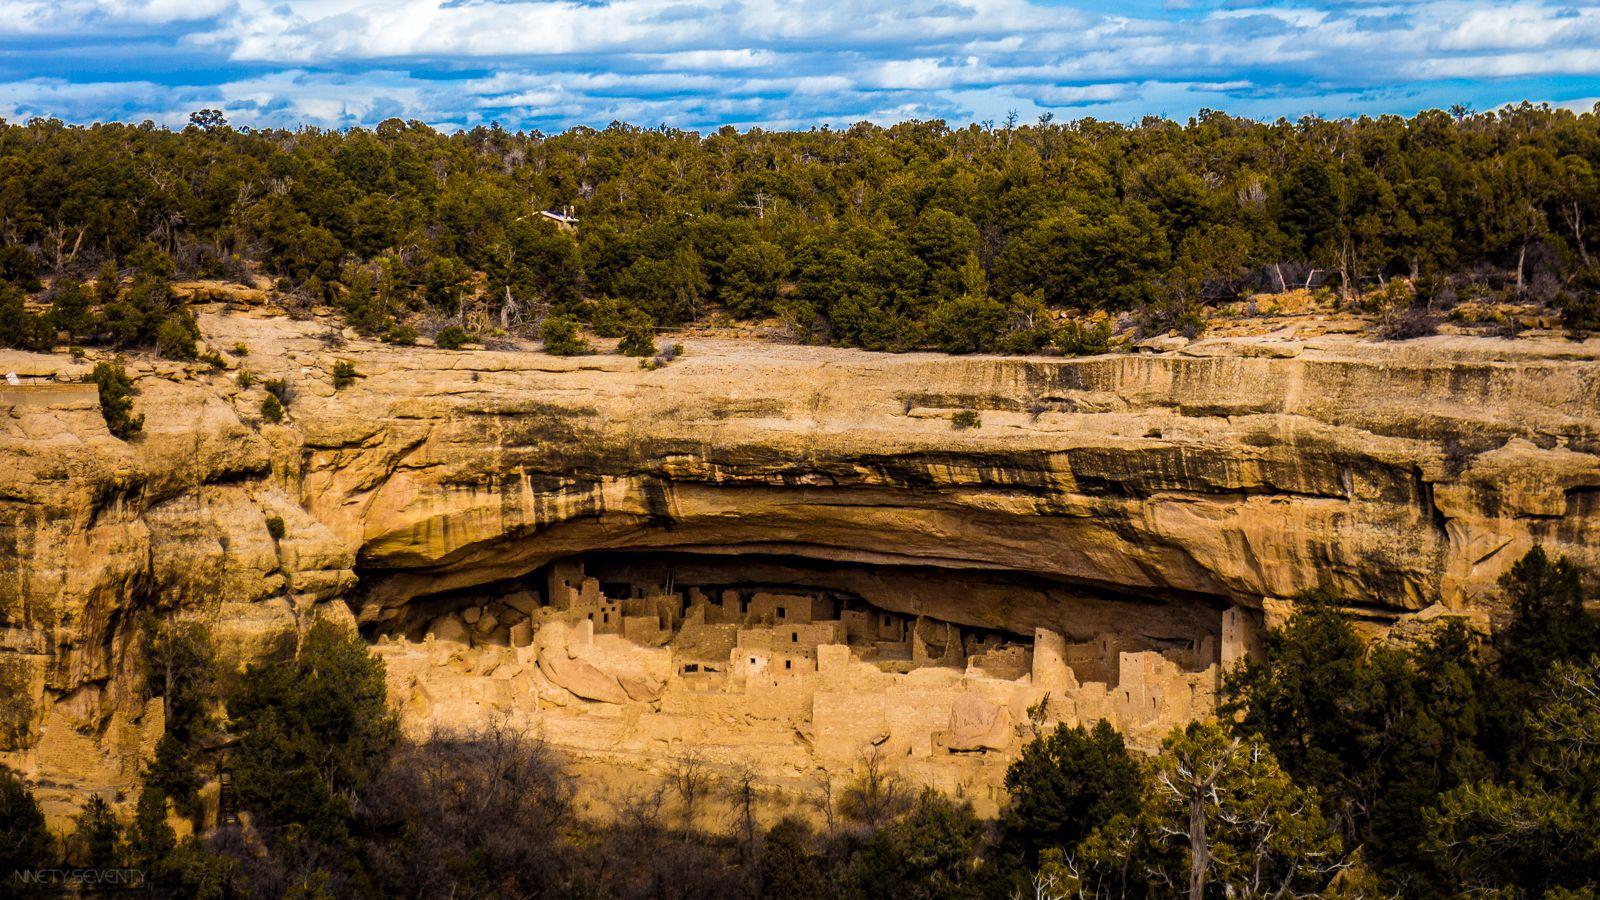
<box><xmin>617</xmin><ymin>313</ymin><xmax>657</xmax><ymax>357</ymax></box>
<box><xmin>1054</xmin><ymin>319</ymin><xmax>1113</xmax><ymax>356</ymax></box>
<box><xmin>265</xmin><ymin>515</ymin><xmax>286</xmax><ymax>540</ymax></box>
<box><xmin>1138</xmin><ymin>297</ymin><xmax>1205</xmax><ymax>339</ymax></box>
<box><xmin>588</xmin><ymin>297</ymin><xmax>628</xmax><ymax>337</ymax></box>
<box><xmin>1557</xmin><ymin>290</ymin><xmax>1600</xmax><ymax>334</ymax></box>
<box><xmin>1379</xmin><ymin>306</ymin><xmax>1439</xmax><ymax>341</ymax></box>
<box><xmin>232</xmin><ymin>342</ymin><xmax>249</xmax><ymax>356</ymax></box>
<box><xmin>260</xmin><ymin>392</ymin><xmax>284</xmax><ymax>423</ymax></box>
<box><xmin>383</xmin><ymin>323</ymin><xmax>419</xmax><ymax>346</ymax></box>
<box><xmin>235</xmin><ymin>369</ymin><xmax>255</xmax><ymax>389</ymax></box>
<box><xmin>90</xmin><ymin>359</ymin><xmax>143</xmax><ymax>439</ymax></box>
<box><xmin>951</xmin><ymin>409</ymin><xmax>981</xmax><ymax>429</ymax></box>
<box><xmin>434</xmin><ymin>324</ymin><xmax>472</xmax><ymax>350</ymax></box>
<box><xmin>926</xmin><ymin>293</ymin><xmax>1008</xmax><ymax>353</ymax></box>
<box><xmin>331</xmin><ymin>360</ymin><xmax>359</xmax><ymax>389</ymax></box>
<box><xmin>155</xmin><ymin>312</ymin><xmax>199</xmax><ymax>360</ymax></box>
<box><xmin>541</xmin><ymin>315</ymin><xmax>589</xmax><ymax>356</ymax></box>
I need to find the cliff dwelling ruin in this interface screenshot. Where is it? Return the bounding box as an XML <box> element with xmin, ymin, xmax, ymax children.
<box><xmin>6</xmin><ymin>309</ymin><xmax>1596</xmax><ymax>825</ymax></box>
<box><xmin>362</xmin><ymin>550</ymin><xmax>1264</xmax><ymax>811</ymax></box>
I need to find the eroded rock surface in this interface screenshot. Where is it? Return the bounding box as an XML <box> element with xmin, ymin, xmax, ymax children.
<box><xmin>2</xmin><ymin>307</ymin><xmax>1597</xmax><ymax>814</ymax></box>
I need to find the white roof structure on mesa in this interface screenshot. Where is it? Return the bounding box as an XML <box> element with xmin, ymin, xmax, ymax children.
<box><xmin>538</xmin><ymin>207</ymin><xmax>579</xmax><ymax>228</ymax></box>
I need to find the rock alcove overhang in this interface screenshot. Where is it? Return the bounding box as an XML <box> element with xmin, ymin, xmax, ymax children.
<box><xmin>342</xmin><ymin>450</ymin><xmax>1273</xmax><ymax>624</ymax></box>
<box><xmin>299</xmin><ymin>329</ymin><xmax>1600</xmax><ymax>639</ymax></box>
<box><xmin>351</xmin><ymin>515</ymin><xmax>1237</xmax><ymax>653</ymax></box>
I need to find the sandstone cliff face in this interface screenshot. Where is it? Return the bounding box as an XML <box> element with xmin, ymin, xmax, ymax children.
<box><xmin>2</xmin><ymin>308</ymin><xmax>1597</xmax><ymax>810</ymax></box>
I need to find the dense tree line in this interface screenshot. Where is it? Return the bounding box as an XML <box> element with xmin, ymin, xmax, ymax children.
<box><xmin>3</xmin><ymin>104</ymin><xmax>1600</xmax><ymax>357</ymax></box>
<box><xmin>3</xmin><ymin>547</ymin><xmax>1596</xmax><ymax>897</ymax></box>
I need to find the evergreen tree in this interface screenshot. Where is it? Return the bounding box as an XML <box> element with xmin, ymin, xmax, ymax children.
<box><xmin>0</xmin><ymin>767</ymin><xmax>54</xmax><ymax>882</ymax></box>
<box><xmin>756</xmin><ymin>818</ymin><xmax>828</xmax><ymax>900</ymax></box>
<box><xmin>127</xmin><ymin>785</ymin><xmax>175</xmax><ymax>874</ymax></box>
<box><xmin>230</xmin><ymin>620</ymin><xmax>397</xmax><ymax>838</ymax></box>
<box><xmin>0</xmin><ymin>283</ymin><xmax>47</xmax><ymax>350</ymax></box>
<box><xmin>89</xmin><ymin>359</ymin><xmax>142</xmax><ymax>439</ymax></box>
<box><xmin>617</xmin><ymin>313</ymin><xmax>657</xmax><ymax>357</ymax></box>
<box><xmin>999</xmin><ymin>720</ymin><xmax>1143</xmax><ymax>869</ymax></box>
<box><xmin>540</xmin><ymin>315</ymin><xmax>589</xmax><ymax>356</ymax></box>
<box><xmin>849</xmin><ymin>789</ymin><xmax>986</xmax><ymax>899</ymax></box>
<box><xmin>1074</xmin><ymin>723</ymin><xmax>1344</xmax><ymax>899</ymax></box>
<box><xmin>1493</xmin><ymin>546</ymin><xmax>1598</xmax><ymax>690</ymax></box>
<box><xmin>1424</xmin><ymin>658</ymin><xmax>1600</xmax><ymax>895</ymax></box>
<box><xmin>69</xmin><ymin>794</ymin><xmax>122</xmax><ymax>870</ymax></box>
<box><xmin>145</xmin><ymin>734</ymin><xmax>203</xmax><ymax>821</ymax></box>
<box><xmin>46</xmin><ymin>278</ymin><xmax>95</xmax><ymax>340</ymax></box>
<box><xmin>1223</xmin><ymin>592</ymin><xmax>1492</xmax><ymax>881</ymax></box>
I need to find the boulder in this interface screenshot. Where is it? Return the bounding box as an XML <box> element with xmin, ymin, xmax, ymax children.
<box><xmin>503</xmin><ymin>590</ymin><xmax>541</xmax><ymax>616</ymax></box>
<box><xmin>944</xmin><ymin>692</ymin><xmax>1012</xmax><ymax>752</ymax></box>
<box><xmin>509</xmin><ymin>621</ymin><xmax>534</xmax><ymax>647</ymax></box>
<box><xmin>473</xmin><ymin>611</ymin><xmax>498</xmax><ymax>635</ymax></box>
<box><xmin>618</xmin><ymin>675</ymin><xmax>663</xmax><ymax>702</ymax></box>
<box><xmin>428</xmin><ymin>613</ymin><xmax>471</xmax><ymax>645</ymax></box>
<box><xmin>537</xmin><ymin>650</ymin><xmax>628</xmax><ymax>704</ymax></box>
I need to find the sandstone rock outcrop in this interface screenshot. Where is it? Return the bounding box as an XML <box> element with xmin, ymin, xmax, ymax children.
<box><xmin>2</xmin><ymin>306</ymin><xmax>1598</xmax><ymax>813</ymax></box>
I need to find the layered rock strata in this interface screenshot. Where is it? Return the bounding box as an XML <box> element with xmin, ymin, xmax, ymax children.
<box><xmin>1</xmin><ymin>307</ymin><xmax>1596</xmax><ymax>814</ymax></box>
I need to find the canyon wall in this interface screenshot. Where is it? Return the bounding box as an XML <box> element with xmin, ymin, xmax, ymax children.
<box><xmin>2</xmin><ymin>307</ymin><xmax>1597</xmax><ymax>816</ymax></box>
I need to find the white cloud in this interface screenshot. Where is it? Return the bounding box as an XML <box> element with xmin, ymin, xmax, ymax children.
<box><xmin>2</xmin><ymin>0</ymin><xmax>1599</xmax><ymax>131</ymax></box>
<box><xmin>0</xmin><ymin>0</ymin><xmax>229</xmax><ymax>34</ymax></box>
<box><xmin>1435</xmin><ymin>4</ymin><xmax>1600</xmax><ymax>51</ymax></box>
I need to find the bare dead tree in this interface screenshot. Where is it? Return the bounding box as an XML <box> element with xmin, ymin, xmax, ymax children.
<box><xmin>814</xmin><ymin>771</ymin><xmax>838</xmax><ymax>834</ymax></box>
<box><xmin>722</xmin><ymin>762</ymin><xmax>761</xmax><ymax>864</ymax></box>
<box><xmin>838</xmin><ymin>744</ymin><xmax>911</xmax><ymax>828</ymax></box>
<box><xmin>670</xmin><ymin>749</ymin><xmax>712</xmax><ymax>837</ymax></box>
<box><xmin>1154</xmin><ymin>736</ymin><xmax>1231</xmax><ymax>900</ymax></box>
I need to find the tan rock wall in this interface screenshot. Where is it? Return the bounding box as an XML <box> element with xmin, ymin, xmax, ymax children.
<box><xmin>3</xmin><ymin>310</ymin><xmax>1599</xmax><ymax>808</ymax></box>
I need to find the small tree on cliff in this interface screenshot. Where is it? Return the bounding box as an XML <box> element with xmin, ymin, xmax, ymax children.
<box><xmin>90</xmin><ymin>359</ymin><xmax>142</xmax><ymax>439</ymax></box>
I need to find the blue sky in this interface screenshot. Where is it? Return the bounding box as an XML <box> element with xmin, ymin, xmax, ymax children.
<box><xmin>2</xmin><ymin>0</ymin><xmax>1598</xmax><ymax>132</ymax></box>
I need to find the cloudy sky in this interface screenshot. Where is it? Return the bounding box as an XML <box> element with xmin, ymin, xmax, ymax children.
<box><xmin>1</xmin><ymin>0</ymin><xmax>1598</xmax><ymax>132</ymax></box>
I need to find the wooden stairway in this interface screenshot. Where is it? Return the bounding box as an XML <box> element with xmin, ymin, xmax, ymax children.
<box><xmin>217</xmin><ymin>770</ymin><xmax>239</xmax><ymax>827</ymax></box>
